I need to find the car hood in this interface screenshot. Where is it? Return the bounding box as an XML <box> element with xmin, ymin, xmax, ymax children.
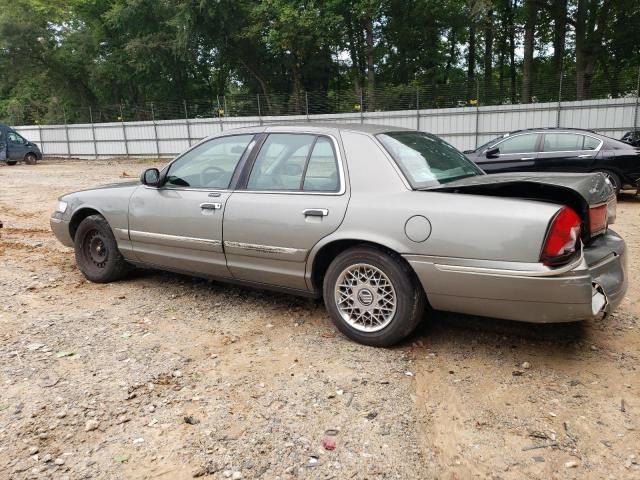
<box><xmin>60</xmin><ymin>180</ymin><xmax>140</xmax><ymax>200</ymax></box>
<box><xmin>76</xmin><ymin>180</ymin><xmax>140</xmax><ymax>193</ymax></box>
<box><xmin>429</xmin><ymin>171</ymin><xmax>613</xmax><ymax>206</ymax></box>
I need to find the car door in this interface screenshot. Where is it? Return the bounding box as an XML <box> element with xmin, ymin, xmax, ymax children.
<box><xmin>474</xmin><ymin>133</ymin><xmax>540</xmax><ymax>173</ymax></box>
<box><xmin>223</xmin><ymin>132</ymin><xmax>349</xmax><ymax>291</ymax></box>
<box><xmin>536</xmin><ymin>132</ymin><xmax>602</xmax><ymax>173</ymax></box>
<box><xmin>7</xmin><ymin>131</ymin><xmax>28</xmax><ymax>161</ymax></box>
<box><xmin>128</xmin><ymin>133</ymin><xmax>256</xmax><ymax>277</ymax></box>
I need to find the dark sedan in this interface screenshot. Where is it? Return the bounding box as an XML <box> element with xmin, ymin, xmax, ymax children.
<box><xmin>464</xmin><ymin>128</ymin><xmax>640</xmax><ymax>194</ymax></box>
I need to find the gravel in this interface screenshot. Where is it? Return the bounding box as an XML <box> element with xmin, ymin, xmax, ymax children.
<box><xmin>0</xmin><ymin>159</ymin><xmax>639</xmax><ymax>479</ymax></box>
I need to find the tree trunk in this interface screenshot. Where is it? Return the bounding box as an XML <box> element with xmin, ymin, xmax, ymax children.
<box><xmin>521</xmin><ymin>0</ymin><xmax>536</xmax><ymax>104</ymax></box>
<box><xmin>498</xmin><ymin>36</ymin><xmax>505</xmax><ymax>103</ymax></box>
<box><xmin>575</xmin><ymin>0</ymin><xmax>587</xmax><ymax>100</ymax></box>
<box><xmin>364</xmin><ymin>14</ymin><xmax>375</xmax><ymax>110</ymax></box>
<box><xmin>483</xmin><ymin>9</ymin><xmax>494</xmax><ymax>105</ymax></box>
<box><xmin>444</xmin><ymin>27</ymin><xmax>456</xmax><ymax>85</ymax></box>
<box><xmin>238</xmin><ymin>59</ymin><xmax>272</xmax><ymax>111</ymax></box>
<box><xmin>467</xmin><ymin>22</ymin><xmax>476</xmax><ymax>102</ymax></box>
<box><xmin>346</xmin><ymin>14</ymin><xmax>363</xmax><ymax>101</ymax></box>
<box><xmin>506</xmin><ymin>0</ymin><xmax>516</xmax><ymax>103</ymax></box>
<box><xmin>552</xmin><ymin>0</ymin><xmax>567</xmax><ymax>81</ymax></box>
<box><xmin>575</xmin><ymin>0</ymin><xmax>611</xmax><ymax>100</ymax></box>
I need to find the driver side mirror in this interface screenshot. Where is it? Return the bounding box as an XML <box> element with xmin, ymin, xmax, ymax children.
<box><xmin>485</xmin><ymin>147</ymin><xmax>500</xmax><ymax>159</ymax></box>
<box><xmin>141</xmin><ymin>168</ymin><xmax>161</xmax><ymax>186</ymax></box>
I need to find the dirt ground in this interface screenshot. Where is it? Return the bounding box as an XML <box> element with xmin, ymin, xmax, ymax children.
<box><xmin>0</xmin><ymin>159</ymin><xmax>638</xmax><ymax>480</ymax></box>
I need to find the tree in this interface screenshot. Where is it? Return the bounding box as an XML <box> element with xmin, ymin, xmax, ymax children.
<box><xmin>572</xmin><ymin>0</ymin><xmax>612</xmax><ymax>100</ymax></box>
<box><xmin>521</xmin><ymin>0</ymin><xmax>537</xmax><ymax>103</ymax></box>
<box><xmin>2</xmin><ymin>0</ymin><xmax>640</xmax><ymax>124</ymax></box>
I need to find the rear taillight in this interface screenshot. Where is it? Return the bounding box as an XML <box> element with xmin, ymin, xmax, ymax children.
<box><xmin>541</xmin><ymin>207</ymin><xmax>581</xmax><ymax>266</ymax></box>
<box><xmin>588</xmin><ymin>204</ymin><xmax>608</xmax><ymax>235</ymax></box>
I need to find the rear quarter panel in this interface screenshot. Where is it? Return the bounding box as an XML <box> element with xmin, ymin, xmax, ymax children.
<box><xmin>310</xmin><ymin>131</ymin><xmax>561</xmax><ymax>265</ymax></box>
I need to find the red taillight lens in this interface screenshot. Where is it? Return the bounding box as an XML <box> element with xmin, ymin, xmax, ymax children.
<box><xmin>541</xmin><ymin>207</ymin><xmax>581</xmax><ymax>266</ymax></box>
<box><xmin>588</xmin><ymin>204</ymin><xmax>607</xmax><ymax>235</ymax></box>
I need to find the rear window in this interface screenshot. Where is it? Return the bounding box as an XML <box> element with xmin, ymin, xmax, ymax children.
<box><xmin>377</xmin><ymin>131</ymin><xmax>483</xmax><ymax>188</ymax></box>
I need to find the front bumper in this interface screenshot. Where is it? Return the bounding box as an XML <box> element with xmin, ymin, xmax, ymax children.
<box><xmin>50</xmin><ymin>213</ymin><xmax>74</xmax><ymax>247</ymax></box>
<box><xmin>406</xmin><ymin>230</ymin><xmax>627</xmax><ymax>323</ymax></box>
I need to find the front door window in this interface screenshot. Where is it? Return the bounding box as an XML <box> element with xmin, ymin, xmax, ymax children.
<box><xmin>8</xmin><ymin>132</ymin><xmax>25</xmax><ymax>145</ymax></box>
<box><xmin>165</xmin><ymin>134</ymin><xmax>254</xmax><ymax>189</ymax></box>
<box><xmin>496</xmin><ymin>134</ymin><xmax>538</xmax><ymax>154</ymax></box>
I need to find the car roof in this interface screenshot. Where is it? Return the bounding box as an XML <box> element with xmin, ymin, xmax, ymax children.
<box><xmin>222</xmin><ymin>122</ymin><xmax>412</xmax><ymax>136</ymax></box>
<box><xmin>506</xmin><ymin>127</ymin><xmax>598</xmax><ymax>135</ymax></box>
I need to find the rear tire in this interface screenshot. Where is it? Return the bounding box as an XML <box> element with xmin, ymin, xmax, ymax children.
<box><xmin>74</xmin><ymin>214</ymin><xmax>132</xmax><ymax>283</ymax></box>
<box><xmin>7</xmin><ymin>161</ymin><xmax>17</xmax><ymax>166</ymax></box>
<box><xmin>24</xmin><ymin>153</ymin><xmax>37</xmax><ymax>165</ymax></box>
<box><xmin>323</xmin><ymin>246</ymin><xmax>426</xmax><ymax>347</ymax></box>
<box><xmin>594</xmin><ymin>169</ymin><xmax>621</xmax><ymax>195</ymax></box>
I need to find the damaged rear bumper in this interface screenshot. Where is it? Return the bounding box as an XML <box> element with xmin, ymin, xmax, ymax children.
<box><xmin>405</xmin><ymin>229</ymin><xmax>627</xmax><ymax>323</ymax></box>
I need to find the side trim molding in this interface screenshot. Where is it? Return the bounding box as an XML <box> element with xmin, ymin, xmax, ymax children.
<box><xmin>224</xmin><ymin>241</ymin><xmax>302</xmax><ymax>255</ymax></box>
<box><xmin>129</xmin><ymin>229</ymin><xmax>222</xmax><ymax>250</ymax></box>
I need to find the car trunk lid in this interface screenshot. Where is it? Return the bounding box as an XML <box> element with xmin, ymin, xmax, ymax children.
<box><xmin>427</xmin><ymin>171</ymin><xmax>616</xmax><ymax>242</ymax></box>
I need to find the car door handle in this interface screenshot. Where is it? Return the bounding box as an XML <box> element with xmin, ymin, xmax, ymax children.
<box><xmin>520</xmin><ymin>157</ymin><xmax>535</xmax><ymax>161</ymax></box>
<box><xmin>302</xmin><ymin>208</ymin><xmax>329</xmax><ymax>217</ymax></box>
<box><xmin>200</xmin><ymin>202</ymin><xmax>221</xmax><ymax>210</ymax></box>
<box><xmin>578</xmin><ymin>154</ymin><xmax>592</xmax><ymax>158</ymax></box>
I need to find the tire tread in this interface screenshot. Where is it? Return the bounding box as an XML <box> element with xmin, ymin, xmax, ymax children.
<box><xmin>74</xmin><ymin>214</ymin><xmax>131</xmax><ymax>283</ymax></box>
<box><xmin>322</xmin><ymin>245</ymin><xmax>426</xmax><ymax>347</ymax></box>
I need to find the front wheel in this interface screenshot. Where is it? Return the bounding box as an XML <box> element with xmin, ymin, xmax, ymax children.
<box><xmin>24</xmin><ymin>153</ymin><xmax>38</xmax><ymax>165</ymax></box>
<box><xmin>74</xmin><ymin>215</ymin><xmax>132</xmax><ymax>283</ymax></box>
<box><xmin>323</xmin><ymin>246</ymin><xmax>426</xmax><ymax>347</ymax></box>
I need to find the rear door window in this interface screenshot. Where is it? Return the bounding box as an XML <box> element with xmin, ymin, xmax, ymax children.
<box><xmin>302</xmin><ymin>137</ymin><xmax>339</xmax><ymax>192</ymax></box>
<box><xmin>543</xmin><ymin>133</ymin><xmax>591</xmax><ymax>152</ymax></box>
<box><xmin>247</xmin><ymin>134</ymin><xmax>340</xmax><ymax>192</ymax></box>
<box><xmin>583</xmin><ymin>136</ymin><xmax>601</xmax><ymax>150</ymax></box>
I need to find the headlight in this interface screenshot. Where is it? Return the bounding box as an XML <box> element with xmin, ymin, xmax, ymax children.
<box><xmin>56</xmin><ymin>201</ymin><xmax>68</xmax><ymax>213</ymax></box>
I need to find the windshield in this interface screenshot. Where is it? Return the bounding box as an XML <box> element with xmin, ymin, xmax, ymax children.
<box><xmin>377</xmin><ymin>131</ymin><xmax>483</xmax><ymax>188</ymax></box>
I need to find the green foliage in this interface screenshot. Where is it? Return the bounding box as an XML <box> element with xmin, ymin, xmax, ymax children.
<box><xmin>0</xmin><ymin>0</ymin><xmax>638</xmax><ymax>124</ymax></box>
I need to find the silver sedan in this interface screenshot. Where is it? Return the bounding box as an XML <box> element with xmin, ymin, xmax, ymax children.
<box><xmin>51</xmin><ymin>124</ymin><xmax>627</xmax><ymax>346</ymax></box>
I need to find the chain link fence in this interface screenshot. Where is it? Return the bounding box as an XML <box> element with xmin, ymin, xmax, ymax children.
<box><xmin>3</xmin><ymin>69</ymin><xmax>640</xmax><ymax>127</ymax></box>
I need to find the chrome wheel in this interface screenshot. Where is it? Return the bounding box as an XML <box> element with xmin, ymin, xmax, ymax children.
<box><xmin>604</xmin><ymin>172</ymin><xmax>619</xmax><ymax>192</ymax></box>
<box><xmin>334</xmin><ymin>263</ymin><xmax>397</xmax><ymax>332</ymax></box>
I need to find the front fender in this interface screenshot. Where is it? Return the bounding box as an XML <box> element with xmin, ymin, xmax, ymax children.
<box><xmin>62</xmin><ymin>185</ymin><xmax>140</xmax><ymax>259</ymax></box>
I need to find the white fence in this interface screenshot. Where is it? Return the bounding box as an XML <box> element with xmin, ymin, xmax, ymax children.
<box><xmin>14</xmin><ymin>97</ymin><xmax>639</xmax><ymax>159</ymax></box>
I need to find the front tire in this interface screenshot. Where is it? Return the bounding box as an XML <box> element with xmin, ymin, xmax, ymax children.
<box><xmin>74</xmin><ymin>215</ymin><xmax>131</xmax><ymax>283</ymax></box>
<box><xmin>25</xmin><ymin>153</ymin><xmax>38</xmax><ymax>165</ymax></box>
<box><xmin>323</xmin><ymin>246</ymin><xmax>426</xmax><ymax>347</ymax></box>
